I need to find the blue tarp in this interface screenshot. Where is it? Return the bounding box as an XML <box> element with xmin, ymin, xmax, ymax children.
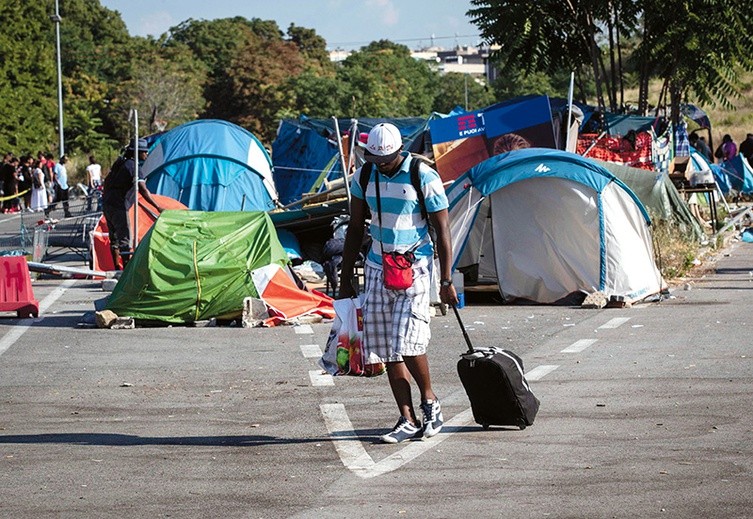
<box><xmin>271</xmin><ymin>115</ymin><xmax>444</xmax><ymax>206</ymax></box>
<box><xmin>143</xmin><ymin>120</ymin><xmax>278</xmax><ymax>212</ymax></box>
<box><xmin>717</xmin><ymin>155</ymin><xmax>753</xmax><ymax>195</ymax></box>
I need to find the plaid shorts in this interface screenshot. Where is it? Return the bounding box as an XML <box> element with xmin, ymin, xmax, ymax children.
<box><xmin>362</xmin><ymin>262</ymin><xmax>432</xmax><ymax>363</ymax></box>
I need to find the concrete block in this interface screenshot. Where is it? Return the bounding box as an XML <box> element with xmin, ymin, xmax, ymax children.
<box><xmin>242</xmin><ymin>297</ymin><xmax>268</xmax><ymax>328</ymax></box>
<box><xmin>581</xmin><ymin>291</ymin><xmax>608</xmax><ymax>309</ymax></box>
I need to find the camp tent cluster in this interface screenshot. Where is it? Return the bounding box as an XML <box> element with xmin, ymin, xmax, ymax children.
<box><xmin>98</xmin><ymin>95</ymin><xmax>727</xmax><ymax>321</ymax></box>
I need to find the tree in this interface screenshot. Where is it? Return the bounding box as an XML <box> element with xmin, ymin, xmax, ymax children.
<box><xmin>337</xmin><ymin>40</ymin><xmax>438</xmax><ymax>118</ymax></box>
<box><xmin>631</xmin><ymin>1</ymin><xmax>753</xmax><ymax>122</ymax></box>
<box><xmin>468</xmin><ymin>0</ymin><xmax>753</xmax><ymax>125</ymax></box>
<box><xmin>0</xmin><ymin>1</ymin><xmax>57</xmax><ymax>153</ymax></box>
<box><xmin>468</xmin><ymin>0</ymin><xmax>638</xmax><ymax>111</ymax></box>
<box><xmin>286</xmin><ymin>24</ymin><xmax>332</xmax><ymax>72</ymax></box>
<box><xmin>225</xmin><ymin>31</ymin><xmax>306</xmax><ymax>143</ymax></box>
<box><xmin>286</xmin><ymin>72</ymin><xmax>349</xmax><ymax>119</ymax></box>
<box><xmin>58</xmin><ymin>0</ymin><xmax>133</xmax><ymax>82</ymax></box>
<box><xmin>168</xmin><ymin>17</ymin><xmax>287</xmax><ymax>121</ymax></box>
<box><xmin>126</xmin><ymin>39</ymin><xmax>207</xmax><ymax>134</ymax></box>
<box><xmin>432</xmin><ymin>73</ymin><xmax>496</xmax><ymax>113</ymax></box>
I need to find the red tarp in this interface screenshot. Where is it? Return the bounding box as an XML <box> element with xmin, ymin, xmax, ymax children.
<box><xmin>91</xmin><ymin>194</ymin><xmax>188</xmax><ymax>273</ymax></box>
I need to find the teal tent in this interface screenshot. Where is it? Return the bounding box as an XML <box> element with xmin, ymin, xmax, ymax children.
<box><xmin>143</xmin><ymin>120</ymin><xmax>278</xmax><ymax>211</ymax></box>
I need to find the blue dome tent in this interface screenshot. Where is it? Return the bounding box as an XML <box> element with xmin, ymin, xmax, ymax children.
<box><xmin>143</xmin><ymin>120</ymin><xmax>278</xmax><ymax>211</ymax></box>
<box><xmin>446</xmin><ymin>148</ymin><xmax>665</xmax><ymax>304</ymax></box>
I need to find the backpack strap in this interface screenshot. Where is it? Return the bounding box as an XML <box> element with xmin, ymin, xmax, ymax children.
<box><xmin>359</xmin><ymin>162</ymin><xmax>372</xmax><ymax>197</ymax></box>
<box><xmin>409</xmin><ymin>157</ymin><xmax>428</xmax><ymax>221</ymax></box>
<box><xmin>358</xmin><ymin>156</ymin><xmax>428</xmax><ymax>221</ymax></box>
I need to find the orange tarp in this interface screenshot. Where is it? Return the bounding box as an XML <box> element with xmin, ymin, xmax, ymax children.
<box><xmin>91</xmin><ymin>194</ymin><xmax>187</xmax><ymax>273</ymax></box>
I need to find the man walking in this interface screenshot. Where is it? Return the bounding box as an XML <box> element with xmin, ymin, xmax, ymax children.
<box><xmin>339</xmin><ymin>123</ymin><xmax>458</xmax><ymax>443</ymax></box>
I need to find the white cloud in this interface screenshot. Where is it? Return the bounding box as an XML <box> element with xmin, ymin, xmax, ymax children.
<box><xmin>366</xmin><ymin>0</ymin><xmax>399</xmax><ymax>26</ymax></box>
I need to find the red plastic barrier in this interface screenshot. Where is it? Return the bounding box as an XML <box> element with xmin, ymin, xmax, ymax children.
<box><xmin>0</xmin><ymin>256</ymin><xmax>39</xmax><ymax>318</ymax></box>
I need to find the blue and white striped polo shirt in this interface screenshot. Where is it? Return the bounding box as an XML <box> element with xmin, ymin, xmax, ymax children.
<box><xmin>350</xmin><ymin>153</ymin><xmax>448</xmax><ymax>267</ymax></box>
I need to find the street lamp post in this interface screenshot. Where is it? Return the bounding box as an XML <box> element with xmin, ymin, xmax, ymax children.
<box><xmin>51</xmin><ymin>0</ymin><xmax>64</xmax><ymax>157</ymax></box>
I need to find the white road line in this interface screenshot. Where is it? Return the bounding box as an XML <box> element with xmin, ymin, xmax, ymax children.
<box><xmin>299</xmin><ymin>344</ymin><xmax>322</xmax><ymax>358</ymax></box>
<box><xmin>0</xmin><ymin>279</ymin><xmax>76</xmax><ymax>357</ymax></box>
<box><xmin>309</xmin><ymin>370</ymin><xmax>334</xmax><ymax>387</ymax></box>
<box><xmin>561</xmin><ymin>339</ymin><xmax>598</xmax><ymax>353</ymax></box>
<box><xmin>321</xmin><ymin>403</ymin><xmax>475</xmax><ymax>479</ymax></box>
<box><xmin>599</xmin><ymin>317</ymin><xmax>631</xmax><ymax>329</ymax></box>
<box><xmin>525</xmin><ymin>364</ymin><xmax>559</xmax><ymax>381</ymax></box>
<box><xmin>294</xmin><ymin>324</ymin><xmax>314</xmax><ymax>335</ymax></box>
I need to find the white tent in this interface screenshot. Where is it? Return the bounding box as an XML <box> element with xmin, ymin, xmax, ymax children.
<box><xmin>447</xmin><ymin>148</ymin><xmax>664</xmax><ymax>304</ymax></box>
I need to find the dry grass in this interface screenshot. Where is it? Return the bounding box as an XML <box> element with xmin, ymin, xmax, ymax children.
<box><xmin>651</xmin><ymin>217</ymin><xmax>701</xmax><ymax>279</ymax></box>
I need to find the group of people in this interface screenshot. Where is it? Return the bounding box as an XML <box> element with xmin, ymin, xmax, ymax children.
<box><xmin>689</xmin><ymin>132</ymin><xmax>753</xmax><ymax>165</ymax></box>
<box><xmin>0</xmin><ymin>151</ymin><xmax>101</xmax><ymax>216</ymax></box>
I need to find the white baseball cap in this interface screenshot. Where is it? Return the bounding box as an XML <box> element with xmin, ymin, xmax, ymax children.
<box><xmin>364</xmin><ymin>123</ymin><xmax>403</xmax><ymax>164</ymax></box>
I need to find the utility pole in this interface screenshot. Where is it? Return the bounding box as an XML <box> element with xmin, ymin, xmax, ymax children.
<box><xmin>464</xmin><ymin>74</ymin><xmax>469</xmax><ymax>111</ymax></box>
<box><xmin>51</xmin><ymin>0</ymin><xmax>64</xmax><ymax>156</ymax></box>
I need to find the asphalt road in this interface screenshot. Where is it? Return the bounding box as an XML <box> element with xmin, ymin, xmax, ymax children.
<box><xmin>0</xmin><ymin>236</ymin><xmax>752</xmax><ymax>518</ymax></box>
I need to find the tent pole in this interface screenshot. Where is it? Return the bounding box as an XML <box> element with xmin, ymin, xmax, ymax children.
<box><xmin>332</xmin><ymin>117</ymin><xmax>351</xmax><ymax>206</ymax></box>
<box><xmin>132</xmin><ymin>110</ymin><xmax>139</xmax><ymax>251</ymax></box>
<box><xmin>565</xmin><ymin>71</ymin><xmax>575</xmax><ymax>152</ymax></box>
<box><xmin>348</xmin><ymin>118</ymin><xmax>358</xmax><ymax>175</ymax></box>
<box><xmin>581</xmin><ymin>130</ymin><xmax>607</xmax><ymax>157</ymax></box>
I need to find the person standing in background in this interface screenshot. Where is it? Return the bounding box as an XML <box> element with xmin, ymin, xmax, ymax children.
<box><xmin>85</xmin><ymin>155</ymin><xmax>103</xmax><ymax>211</ymax></box>
<box><xmin>52</xmin><ymin>155</ymin><xmax>72</xmax><ymax>217</ymax></box>
<box><xmin>715</xmin><ymin>134</ymin><xmax>737</xmax><ymax>163</ymax></box>
<box><xmin>30</xmin><ymin>159</ymin><xmax>48</xmax><ymax>213</ymax></box>
<box><xmin>739</xmin><ymin>133</ymin><xmax>753</xmax><ymax>163</ymax></box>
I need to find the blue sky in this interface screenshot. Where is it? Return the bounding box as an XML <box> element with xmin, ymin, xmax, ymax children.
<box><xmin>99</xmin><ymin>0</ymin><xmax>481</xmax><ymax>50</ymax></box>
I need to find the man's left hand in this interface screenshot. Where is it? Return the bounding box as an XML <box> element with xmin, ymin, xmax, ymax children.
<box><xmin>440</xmin><ymin>284</ymin><xmax>459</xmax><ymax>306</ymax></box>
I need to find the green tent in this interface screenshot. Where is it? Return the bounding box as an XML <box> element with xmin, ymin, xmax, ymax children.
<box><xmin>106</xmin><ymin>210</ymin><xmax>288</xmax><ymax>324</ymax></box>
<box><xmin>596</xmin><ymin>160</ymin><xmax>705</xmax><ymax>241</ymax></box>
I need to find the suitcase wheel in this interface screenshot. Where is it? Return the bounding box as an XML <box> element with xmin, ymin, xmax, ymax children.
<box><xmin>518</xmin><ymin>424</ymin><xmax>526</xmax><ymax>430</ymax></box>
<box><xmin>481</xmin><ymin>422</ymin><xmax>490</xmax><ymax>429</ymax></box>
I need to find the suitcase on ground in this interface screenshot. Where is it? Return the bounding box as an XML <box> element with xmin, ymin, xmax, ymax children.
<box><xmin>452</xmin><ymin>305</ymin><xmax>540</xmax><ymax>429</ymax></box>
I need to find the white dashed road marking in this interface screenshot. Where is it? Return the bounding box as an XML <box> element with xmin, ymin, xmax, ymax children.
<box><xmin>294</xmin><ymin>324</ymin><xmax>314</xmax><ymax>334</ymax></box>
<box><xmin>0</xmin><ymin>279</ymin><xmax>76</xmax><ymax>357</ymax></box>
<box><xmin>299</xmin><ymin>344</ymin><xmax>322</xmax><ymax>358</ymax></box>
<box><xmin>525</xmin><ymin>364</ymin><xmax>559</xmax><ymax>381</ymax></box>
<box><xmin>309</xmin><ymin>370</ymin><xmax>334</xmax><ymax>387</ymax></box>
<box><xmin>561</xmin><ymin>339</ymin><xmax>598</xmax><ymax>353</ymax></box>
<box><xmin>599</xmin><ymin>317</ymin><xmax>631</xmax><ymax>329</ymax></box>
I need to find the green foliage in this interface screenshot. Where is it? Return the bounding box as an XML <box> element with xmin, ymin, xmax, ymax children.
<box><xmin>287</xmin><ymin>72</ymin><xmax>348</xmax><ymax>118</ymax></box>
<box><xmin>338</xmin><ymin>41</ymin><xmax>438</xmax><ymax>118</ymax></box>
<box><xmin>287</xmin><ymin>24</ymin><xmax>332</xmax><ymax>72</ymax></box>
<box><xmin>0</xmin><ymin>1</ymin><xmax>57</xmax><ymax>152</ymax></box>
<box><xmin>224</xmin><ymin>31</ymin><xmax>306</xmax><ymax>143</ymax></box>
<box><xmin>432</xmin><ymin>73</ymin><xmax>496</xmax><ymax>113</ymax></box>
<box><xmin>58</xmin><ymin>0</ymin><xmax>133</xmax><ymax>82</ymax></box>
<box><xmin>109</xmin><ymin>37</ymin><xmax>207</xmax><ymax>138</ymax></box>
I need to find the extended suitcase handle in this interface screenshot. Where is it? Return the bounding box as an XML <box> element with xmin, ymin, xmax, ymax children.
<box><xmin>451</xmin><ymin>303</ymin><xmax>474</xmax><ymax>354</ymax></box>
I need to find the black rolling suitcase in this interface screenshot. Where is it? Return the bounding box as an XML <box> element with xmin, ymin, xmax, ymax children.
<box><xmin>453</xmin><ymin>305</ymin><xmax>540</xmax><ymax>429</ymax></box>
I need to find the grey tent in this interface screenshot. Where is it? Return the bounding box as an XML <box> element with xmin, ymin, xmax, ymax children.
<box><xmin>596</xmin><ymin>160</ymin><xmax>704</xmax><ymax>241</ymax></box>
